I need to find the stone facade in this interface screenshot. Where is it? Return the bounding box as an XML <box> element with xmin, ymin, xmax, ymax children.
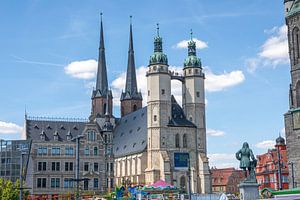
<box><xmin>284</xmin><ymin>0</ymin><xmax>300</xmax><ymax>189</ymax></box>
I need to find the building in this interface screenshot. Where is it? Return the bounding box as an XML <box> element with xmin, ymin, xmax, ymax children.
<box><xmin>0</xmin><ymin>140</ymin><xmax>31</xmax><ymax>182</ymax></box>
<box><xmin>255</xmin><ymin>136</ymin><xmax>289</xmax><ymax>191</ymax></box>
<box><xmin>211</xmin><ymin>167</ymin><xmax>243</xmax><ymax>195</ymax></box>
<box><xmin>24</xmin><ymin>15</ymin><xmax>211</xmax><ymax>195</ymax></box>
<box><xmin>283</xmin><ymin>0</ymin><xmax>300</xmax><ymax>189</ymax></box>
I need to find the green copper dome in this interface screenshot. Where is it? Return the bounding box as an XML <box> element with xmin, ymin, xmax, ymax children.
<box><xmin>149</xmin><ymin>24</ymin><xmax>168</xmax><ymax>66</ymax></box>
<box><xmin>184</xmin><ymin>37</ymin><xmax>201</xmax><ymax>68</ymax></box>
<box><xmin>287</xmin><ymin>0</ymin><xmax>300</xmax><ymax>17</ymax></box>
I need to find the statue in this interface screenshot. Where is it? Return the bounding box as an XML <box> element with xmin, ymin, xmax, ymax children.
<box><xmin>236</xmin><ymin>142</ymin><xmax>257</xmax><ymax>183</ymax></box>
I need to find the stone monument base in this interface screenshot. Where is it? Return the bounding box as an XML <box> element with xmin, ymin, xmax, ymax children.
<box><xmin>238</xmin><ymin>181</ymin><xmax>259</xmax><ymax>200</ymax></box>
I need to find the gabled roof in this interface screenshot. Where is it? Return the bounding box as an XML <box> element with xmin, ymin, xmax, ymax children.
<box><xmin>168</xmin><ymin>96</ymin><xmax>196</xmax><ymax>127</ymax></box>
<box><xmin>26</xmin><ymin>118</ymin><xmax>86</xmax><ymax>142</ymax></box>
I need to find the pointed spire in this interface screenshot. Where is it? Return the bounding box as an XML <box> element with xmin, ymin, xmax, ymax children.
<box><xmin>123</xmin><ymin>15</ymin><xmax>138</xmax><ymax>98</ymax></box>
<box><xmin>190</xmin><ymin>29</ymin><xmax>193</xmax><ymax>41</ymax></box>
<box><xmin>95</xmin><ymin>12</ymin><xmax>108</xmax><ymax>96</ymax></box>
<box><xmin>154</xmin><ymin>23</ymin><xmax>163</xmax><ymax>53</ymax></box>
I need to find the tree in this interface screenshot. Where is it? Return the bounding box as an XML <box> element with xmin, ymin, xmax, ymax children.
<box><xmin>0</xmin><ymin>178</ymin><xmax>29</xmax><ymax>200</ymax></box>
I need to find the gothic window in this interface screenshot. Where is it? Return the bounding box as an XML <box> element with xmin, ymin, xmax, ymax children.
<box><xmin>293</xmin><ymin>27</ymin><xmax>300</xmax><ymax>64</ymax></box>
<box><xmin>196</xmin><ymin>91</ymin><xmax>200</xmax><ymax>98</ymax></box>
<box><xmin>183</xmin><ymin>134</ymin><xmax>187</xmax><ymax>148</ymax></box>
<box><xmin>296</xmin><ymin>81</ymin><xmax>300</xmax><ymax>107</ymax></box>
<box><xmin>154</xmin><ymin>115</ymin><xmax>157</xmax><ymax>122</ymax></box>
<box><xmin>133</xmin><ymin>104</ymin><xmax>137</xmax><ymax>111</ymax></box>
<box><xmin>175</xmin><ymin>134</ymin><xmax>180</xmax><ymax>148</ymax></box>
<box><xmin>121</xmin><ymin>106</ymin><xmax>124</xmax><ymax>116</ymax></box>
<box><xmin>103</xmin><ymin>103</ymin><xmax>107</xmax><ymax>115</ymax></box>
<box><xmin>161</xmin><ymin>89</ymin><xmax>165</xmax><ymax>95</ymax></box>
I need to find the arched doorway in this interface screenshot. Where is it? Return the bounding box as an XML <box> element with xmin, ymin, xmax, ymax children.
<box><xmin>180</xmin><ymin>175</ymin><xmax>187</xmax><ymax>193</ymax></box>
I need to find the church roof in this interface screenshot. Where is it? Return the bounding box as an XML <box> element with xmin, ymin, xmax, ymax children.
<box><xmin>168</xmin><ymin>96</ymin><xmax>196</xmax><ymax>127</ymax></box>
<box><xmin>113</xmin><ymin>96</ymin><xmax>196</xmax><ymax>157</ymax></box>
<box><xmin>26</xmin><ymin>118</ymin><xmax>86</xmax><ymax>142</ymax></box>
<box><xmin>113</xmin><ymin>107</ymin><xmax>147</xmax><ymax>158</ymax></box>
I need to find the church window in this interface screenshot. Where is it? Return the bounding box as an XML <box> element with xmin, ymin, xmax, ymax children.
<box><xmin>296</xmin><ymin>81</ymin><xmax>300</xmax><ymax>107</ymax></box>
<box><xmin>189</xmin><ymin>69</ymin><xmax>192</xmax><ymax>74</ymax></box>
<box><xmin>293</xmin><ymin>27</ymin><xmax>300</xmax><ymax>64</ymax></box>
<box><xmin>93</xmin><ymin>147</ymin><xmax>98</xmax><ymax>156</ymax></box>
<box><xmin>121</xmin><ymin>106</ymin><xmax>124</xmax><ymax>116</ymax></box>
<box><xmin>103</xmin><ymin>103</ymin><xmax>107</xmax><ymax>115</ymax></box>
<box><xmin>175</xmin><ymin>134</ymin><xmax>180</xmax><ymax>148</ymax></box>
<box><xmin>183</xmin><ymin>134</ymin><xmax>187</xmax><ymax>148</ymax></box>
<box><xmin>197</xmin><ymin>91</ymin><xmax>200</xmax><ymax>97</ymax></box>
<box><xmin>154</xmin><ymin>115</ymin><xmax>157</xmax><ymax>121</ymax></box>
<box><xmin>195</xmin><ymin>69</ymin><xmax>199</xmax><ymax>74</ymax></box>
<box><xmin>161</xmin><ymin>89</ymin><xmax>165</xmax><ymax>95</ymax></box>
<box><xmin>133</xmin><ymin>105</ymin><xmax>137</xmax><ymax>111</ymax></box>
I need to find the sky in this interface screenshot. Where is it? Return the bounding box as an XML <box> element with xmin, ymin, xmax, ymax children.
<box><xmin>0</xmin><ymin>0</ymin><xmax>291</xmax><ymax>168</ymax></box>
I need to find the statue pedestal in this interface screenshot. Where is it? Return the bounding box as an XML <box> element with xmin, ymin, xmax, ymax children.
<box><xmin>238</xmin><ymin>181</ymin><xmax>259</xmax><ymax>200</ymax></box>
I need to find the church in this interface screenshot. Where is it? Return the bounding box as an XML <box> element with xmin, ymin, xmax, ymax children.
<box><xmin>24</xmin><ymin>15</ymin><xmax>211</xmax><ymax>196</ymax></box>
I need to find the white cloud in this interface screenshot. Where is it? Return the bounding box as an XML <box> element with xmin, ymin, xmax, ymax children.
<box><xmin>208</xmin><ymin>153</ymin><xmax>239</xmax><ymax>168</ymax></box>
<box><xmin>174</xmin><ymin>38</ymin><xmax>208</xmax><ymax>49</ymax></box>
<box><xmin>64</xmin><ymin>59</ymin><xmax>98</xmax><ymax>79</ymax></box>
<box><xmin>0</xmin><ymin>121</ymin><xmax>23</xmax><ymax>135</ymax></box>
<box><xmin>207</xmin><ymin>128</ymin><xmax>225</xmax><ymax>137</ymax></box>
<box><xmin>111</xmin><ymin>66</ymin><xmax>245</xmax><ymax>107</ymax></box>
<box><xmin>204</xmin><ymin>68</ymin><xmax>245</xmax><ymax>92</ymax></box>
<box><xmin>247</xmin><ymin>25</ymin><xmax>289</xmax><ymax>73</ymax></box>
<box><xmin>255</xmin><ymin>140</ymin><xmax>275</xmax><ymax>149</ymax></box>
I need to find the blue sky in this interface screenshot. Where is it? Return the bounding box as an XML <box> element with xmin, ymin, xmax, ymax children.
<box><xmin>0</xmin><ymin>0</ymin><xmax>290</xmax><ymax>167</ymax></box>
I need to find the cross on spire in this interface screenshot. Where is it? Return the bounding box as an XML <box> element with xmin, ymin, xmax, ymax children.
<box><xmin>190</xmin><ymin>29</ymin><xmax>193</xmax><ymax>41</ymax></box>
<box><xmin>156</xmin><ymin>23</ymin><xmax>160</xmax><ymax>37</ymax></box>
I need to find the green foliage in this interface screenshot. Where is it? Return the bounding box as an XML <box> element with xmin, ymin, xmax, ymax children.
<box><xmin>0</xmin><ymin>178</ymin><xmax>29</xmax><ymax>200</ymax></box>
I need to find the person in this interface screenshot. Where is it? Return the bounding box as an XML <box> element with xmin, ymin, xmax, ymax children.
<box><xmin>236</xmin><ymin>142</ymin><xmax>256</xmax><ymax>178</ymax></box>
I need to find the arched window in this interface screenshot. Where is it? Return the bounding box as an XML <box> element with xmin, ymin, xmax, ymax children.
<box><xmin>103</xmin><ymin>103</ymin><xmax>107</xmax><ymax>115</ymax></box>
<box><xmin>133</xmin><ymin>104</ymin><xmax>137</xmax><ymax>111</ymax></box>
<box><xmin>94</xmin><ymin>147</ymin><xmax>98</xmax><ymax>156</ymax></box>
<box><xmin>180</xmin><ymin>176</ymin><xmax>186</xmax><ymax>191</ymax></box>
<box><xmin>121</xmin><ymin>106</ymin><xmax>124</xmax><ymax>116</ymax></box>
<box><xmin>293</xmin><ymin>27</ymin><xmax>300</xmax><ymax>64</ymax></box>
<box><xmin>175</xmin><ymin>134</ymin><xmax>180</xmax><ymax>148</ymax></box>
<box><xmin>296</xmin><ymin>81</ymin><xmax>300</xmax><ymax>107</ymax></box>
<box><xmin>183</xmin><ymin>134</ymin><xmax>187</xmax><ymax>148</ymax></box>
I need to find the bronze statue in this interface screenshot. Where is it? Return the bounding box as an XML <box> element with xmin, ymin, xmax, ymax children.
<box><xmin>236</xmin><ymin>142</ymin><xmax>257</xmax><ymax>182</ymax></box>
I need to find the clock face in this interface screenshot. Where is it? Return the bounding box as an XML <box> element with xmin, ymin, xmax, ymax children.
<box><xmin>293</xmin><ymin>111</ymin><xmax>300</xmax><ymax>129</ymax></box>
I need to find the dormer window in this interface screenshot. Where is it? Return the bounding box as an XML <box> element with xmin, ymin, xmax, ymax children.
<box><xmin>66</xmin><ymin>131</ymin><xmax>72</xmax><ymax>141</ymax></box>
<box><xmin>40</xmin><ymin>131</ymin><xmax>45</xmax><ymax>141</ymax></box>
<box><xmin>73</xmin><ymin>125</ymin><xmax>78</xmax><ymax>130</ymax></box>
<box><xmin>34</xmin><ymin>124</ymin><xmax>39</xmax><ymax>129</ymax></box>
<box><xmin>53</xmin><ymin>131</ymin><xmax>59</xmax><ymax>141</ymax></box>
<box><xmin>47</xmin><ymin>125</ymin><xmax>51</xmax><ymax>129</ymax></box>
<box><xmin>60</xmin><ymin>125</ymin><xmax>65</xmax><ymax>130</ymax></box>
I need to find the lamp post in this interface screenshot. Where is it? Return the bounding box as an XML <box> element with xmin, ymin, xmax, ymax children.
<box><xmin>72</xmin><ymin>134</ymin><xmax>84</xmax><ymax>200</ymax></box>
<box><xmin>288</xmin><ymin>161</ymin><xmax>295</xmax><ymax>188</ymax></box>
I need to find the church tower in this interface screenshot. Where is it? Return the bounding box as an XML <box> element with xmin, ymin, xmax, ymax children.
<box><xmin>120</xmin><ymin>17</ymin><xmax>143</xmax><ymax>117</ymax></box>
<box><xmin>284</xmin><ymin>0</ymin><xmax>300</xmax><ymax>189</ymax></box>
<box><xmin>182</xmin><ymin>31</ymin><xmax>211</xmax><ymax>193</ymax></box>
<box><xmin>145</xmin><ymin>25</ymin><xmax>172</xmax><ymax>183</ymax></box>
<box><xmin>91</xmin><ymin>14</ymin><xmax>113</xmax><ymax>119</ymax></box>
